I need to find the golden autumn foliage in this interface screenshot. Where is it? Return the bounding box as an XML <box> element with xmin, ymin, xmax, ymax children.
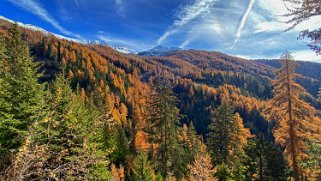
<box><xmin>234</xmin><ymin>113</ymin><xmax>253</xmax><ymax>146</ymax></box>
<box><xmin>133</xmin><ymin>130</ymin><xmax>151</xmax><ymax>152</ymax></box>
<box><xmin>2</xmin><ymin>18</ymin><xmax>321</xmax><ymax>181</ymax></box>
<box><xmin>263</xmin><ymin>52</ymin><xmax>321</xmax><ymax>180</ymax></box>
<box><xmin>111</xmin><ymin>164</ymin><xmax>125</xmax><ymax>181</ymax></box>
<box><xmin>188</xmin><ymin>144</ymin><xmax>217</xmax><ymax>181</ymax></box>
<box><xmin>188</xmin><ymin>154</ymin><xmax>216</xmax><ymax>181</ymax></box>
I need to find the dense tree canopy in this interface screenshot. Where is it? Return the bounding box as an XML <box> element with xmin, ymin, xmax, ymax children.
<box><xmin>1</xmin><ymin>21</ymin><xmax>321</xmax><ymax>180</ymax></box>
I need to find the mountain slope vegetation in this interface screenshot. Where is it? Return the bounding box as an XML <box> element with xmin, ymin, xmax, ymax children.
<box><xmin>1</xmin><ymin>19</ymin><xmax>321</xmax><ymax>180</ymax></box>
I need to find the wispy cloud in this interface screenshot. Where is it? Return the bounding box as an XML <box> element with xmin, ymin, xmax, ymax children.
<box><xmin>97</xmin><ymin>32</ymin><xmax>150</xmax><ymax>51</ymax></box>
<box><xmin>114</xmin><ymin>0</ymin><xmax>125</xmax><ymax>17</ymax></box>
<box><xmin>292</xmin><ymin>50</ymin><xmax>321</xmax><ymax>62</ymax></box>
<box><xmin>254</xmin><ymin>0</ymin><xmax>321</xmax><ymax>34</ymax></box>
<box><xmin>8</xmin><ymin>0</ymin><xmax>83</xmax><ymax>39</ymax></box>
<box><xmin>231</xmin><ymin>0</ymin><xmax>256</xmax><ymax>49</ymax></box>
<box><xmin>157</xmin><ymin>0</ymin><xmax>217</xmax><ymax>45</ymax></box>
<box><xmin>180</xmin><ymin>38</ymin><xmax>193</xmax><ymax>49</ymax></box>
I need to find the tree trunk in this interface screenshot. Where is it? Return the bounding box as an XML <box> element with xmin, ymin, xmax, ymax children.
<box><xmin>286</xmin><ymin>59</ymin><xmax>299</xmax><ymax>181</ymax></box>
<box><xmin>259</xmin><ymin>153</ymin><xmax>263</xmax><ymax>181</ymax></box>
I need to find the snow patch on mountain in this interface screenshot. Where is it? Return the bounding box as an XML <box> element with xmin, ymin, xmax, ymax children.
<box><xmin>112</xmin><ymin>46</ymin><xmax>138</xmax><ymax>54</ymax></box>
<box><xmin>138</xmin><ymin>46</ymin><xmax>182</xmax><ymax>56</ymax></box>
<box><xmin>0</xmin><ymin>16</ymin><xmax>138</xmax><ymax>54</ymax></box>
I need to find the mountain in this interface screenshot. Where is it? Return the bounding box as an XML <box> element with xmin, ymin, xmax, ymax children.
<box><xmin>1</xmin><ymin>16</ymin><xmax>320</xmax><ymax>137</ymax></box>
<box><xmin>255</xmin><ymin>59</ymin><xmax>321</xmax><ymax>82</ymax></box>
<box><xmin>111</xmin><ymin>46</ymin><xmax>139</xmax><ymax>54</ymax></box>
<box><xmin>1</xmin><ymin>17</ymin><xmax>321</xmax><ymax>180</ymax></box>
<box><xmin>0</xmin><ymin>16</ymin><xmax>86</xmax><ymax>44</ymax></box>
<box><xmin>141</xmin><ymin>50</ymin><xmax>321</xmax><ymax>97</ymax></box>
<box><xmin>138</xmin><ymin>45</ymin><xmax>182</xmax><ymax>56</ymax></box>
<box><xmin>0</xmin><ymin>16</ymin><xmax>139</xmax><ymax>55</ymax></box>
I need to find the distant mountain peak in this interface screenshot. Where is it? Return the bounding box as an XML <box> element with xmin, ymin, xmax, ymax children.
<box><xmin>138</xmin><ymin>45</ymin><xmax>182</xmax><ymax>56</ymax></box>
<box><xmin>0</xmin><ymin>16</ymin><xmax>139</xmax><ymax>55</ymax></box>
<box><xmin>0</xmin><ymin>15</ymin><xmax>85</xmax><ymax>44</ymax></box>
<box><xmin>111</xmin><ymin>46</ymin><xmax>138</xmax><ymax>54</ymax></box>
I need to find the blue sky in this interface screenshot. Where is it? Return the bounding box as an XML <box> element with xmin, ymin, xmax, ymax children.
<box><xmin>0</xmin><ymin>0</ymin><xmax>320</xmax><ymax>61</ymax></box>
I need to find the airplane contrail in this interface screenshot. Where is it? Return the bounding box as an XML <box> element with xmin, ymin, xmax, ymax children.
<box><xmin>157</xmin><ymin>0</ymin><xmax>217</xmax><ymax>45</ymax></box>
<box><xmin>231</xmin><ymin>0</ymin><xmax>256</xmax><ymax>49</ymax></box>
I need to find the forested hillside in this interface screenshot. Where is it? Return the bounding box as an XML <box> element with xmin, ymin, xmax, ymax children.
<box><xmin>256</xmin><ymin>59</ymin><xmax>321</xmax><ymax>97</ymax></box>
<box><xmin>1</xmin><ymin>17</ymin><xmax>321</xmax><ymax>180</ymax></box>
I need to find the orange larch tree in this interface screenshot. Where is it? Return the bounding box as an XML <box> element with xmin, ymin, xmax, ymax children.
<box><xmin>263</xmin><ymin>51</ymin><xmax>321</xmax><ymax>180</ymax></box>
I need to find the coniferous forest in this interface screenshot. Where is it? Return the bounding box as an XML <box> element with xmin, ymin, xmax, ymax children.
<box><xmin>0</xmin><ymin>0</ymin><xmax>321</xmax><ymax>180</ymax></box>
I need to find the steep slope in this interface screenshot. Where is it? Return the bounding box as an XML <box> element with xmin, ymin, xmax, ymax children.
<box><xmin>139</xmin><ymin>50</ymin><xmax>321</xmax><ymax>97</ymax></box>
<box><xmin>138</xmin><ymin>45</ymin><xmax>182</xmax><ymax>56</ymax></box>
<box><xmin>1</xmin><ymin>18</ymin><xmax>320</xmax><ymax>139</ymax></box>
<box><xmin>255</xmin><ymin>59</ymin><xmax>321</xmax><ymax>96</ymax></box>
<box><xmin>256</xmin><ymin>59</ymin><xmax>321</xmax><ymax>81</ymax></box>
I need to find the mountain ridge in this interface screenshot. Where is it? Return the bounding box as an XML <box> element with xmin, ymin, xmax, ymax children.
<box><xmin>1</xmin><ymin>16</ymin><xmax>321</xmax><ymax>142</ymax></box>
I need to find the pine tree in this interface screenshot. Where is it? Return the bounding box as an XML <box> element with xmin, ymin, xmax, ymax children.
<box><xmin>0</xmin><ymin>35</ymin><xmax>5</xmax><ymax>71</ymax></box>
<box><xmin>207</xmin><ymin>100</ymin><xmax>251</xmax><ymax>180</ymax></box>
<box><xmin>214</xmin><ymin>163</ymin><xmax>234</xmax><ymax>181</ymax></box>
<box><xmin>207</xmin><ymin>101</ymin><xmax>235</xmax><ymax>165</ymax></box>
<box><xmin>301</xmin><ymin>139</ymin><xmax>321</xmax><ymax>179</ymax></box>
<box><xmin>244</xmin><ymin>137</ymin><xmax>287</xmax><ymax>181</ymax></box>
<box><xmin>0</xmin><ymin>25</ymin><xmax>45</xmax><ymax>171</ymax></box>
<box><xmin>6</xmin><ymin>73</ymin><xmax>113</xmax><ymax>180</ymax></box>
<box><xmin>147</xmin><ymin>79</ymin><xmax>183</xmax><ymax>179</ymax></box>
<box><xmin>263</xmin><ymin>51</ymin><xmax>321</xmax><ymax>180</ymax></box>
<box><xmin>186</xmin><ymin>122</ymin><xmax>201</xmax><ymax>159</ymax></box>
<box><xmin>181</xmin><ymin>122</ymin><xmax>201</xmax><ymax>171</ymax></box>
<box><xmin>113</xmin><ymin>126</ymin><xmax>130</xmax><ymax>167</ymax></box>
<box><xmin>131</xmin><ymin>153</ymin><xmax>153</xmax><ymax>181</ymax></box>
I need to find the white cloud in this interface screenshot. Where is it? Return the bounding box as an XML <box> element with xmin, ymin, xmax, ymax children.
<box><xmin>292</xmin><ymin>50</ymin><xmax>321</xmax><ymax>62</ymax></box>
<box><xmin>180</xmin><ymin>38</ymin><xmax>193</xmax><ymax>49</ymax></box>
<box><xmin>157</xmin><ymin>0</ymin><xmax>217</xmax><ymax>45</ymax></box>
<box><xmin>8</xmin><ymin>0</ymin><xmax>83</xmax><ymax>39</ymax></box>
<box><xmin>178</xmin><ymin>18</ymin><xmax>225</xmax><ymax>48</ymax></box>
<box><xmin>114</xmin><ymin>0</ymin><xmax>125</xmax><ymax>17</ymax></box>
<box><xmin>231</xmin><ymin>0</ymin><xmax>256</xmax><ymax>49</ymax></box>
<box><xmin>249</xmin><ymin>0</ymin><xmax>289</xmax><ymax>34</ymax></box>
<box><xmin>254</xmin><ymin>0</ymin><xmax>321</xmax><ymax>33</ymax></box>
<box><xmin>97</xmin><ymin>33</ymin><xmax>150</xmax><ymax>51</ymax></box>
<box><xmin>233</xmin><ymin>49</ymin><xmax>321</xmax><ymax>62</ymax></box>
<box><xmin>253</xmin><ymin>21</ymin><xmax>286</xmax><ymax>33</ymax></box>
<box><xmin>257</xmin><ymin>0</ymin><xmax>287</xmax><ymax>16</ymax></box>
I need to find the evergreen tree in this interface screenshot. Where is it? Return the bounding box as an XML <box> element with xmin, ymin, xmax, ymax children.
<box><xmin>185</xmin><ymin>122</ymin><xmax>201</xmax><ymax>160</ymax></box>
<box><xmin>147</xmin><ymin>79</ymin><xmax>183</xmax><ymax>179</ymax></box>
<box><xmin>0</xmin><ymin>25</ymin><xmax>45</xmax><ymax>171</ymax></box>
<box><xmin>244</xmin><ymin>137</ymin><xmax>287</xmax><ymax>181</ymax></box>
<box><xmin>207</xmin><ymin>101</ymin><xmax>235</xmax><ymax>165</ymax></box>
<box><xmin>300</xmin><ymin>139</ymin><xmax>321</xmax><ymax>179</ymax></box>
<box><xmin>214</xmin><ymin>163</ymin><xmax>234</xmax><ymax>181</ymax></box>
<box><xmin>4</xmin><ymin>73</ymin><xmax>112</xmax><ymax>180</ymax></box>
<box><xmin>113</xmin><ymin>126</ymin><xmax>130</xmax><ymax>166</ymax></box>
<box><xmin>131</xmin><ymin>153</ymin><xmax>153</xmax><ymax>181</ymax></box>
<box><xmin>207</xmin><ymin>100</ymin><xmax>251</xmax><ymax>180</ymax></box>
<box><xmin>0</xmin><ymin>35</ymin><xmax>5</xmax><ymax>71</ymax></box>
<box><xmin>263</xmin><ymin>51</ymin><xmax>321</xmax><ymax>180</ymax></box>
<box><xmin>181</xmin><ymin>122</ymin><xmax>201</xmax><ymax>175</ymax></box>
